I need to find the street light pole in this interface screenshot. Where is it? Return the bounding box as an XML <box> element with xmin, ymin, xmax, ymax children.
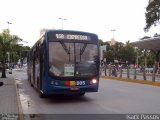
<box><xmin>7</xmin><ymin>21</ymin><xmax>12</xmax><ymax>73</ymax></box>
<box><xmin>59</xmin><ymin>18</ymin><xmax>67</xmax><ymax>29</ymax></box>
<box><xmin>7</xmin><ymin>21</ymin><xmax>12</xmax><ymax>30</ymax></box>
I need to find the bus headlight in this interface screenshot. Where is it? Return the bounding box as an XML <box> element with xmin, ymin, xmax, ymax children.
<box><xmin>90</xmin><ymin>79</ymin><xmax>97</xmax><ymax>84</ymax></box>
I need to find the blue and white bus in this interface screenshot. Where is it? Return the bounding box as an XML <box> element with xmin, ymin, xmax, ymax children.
<box><xmin>27</xmin><ymin>30</ymin><xmax>100</xmax><ymax>98</ymax></box>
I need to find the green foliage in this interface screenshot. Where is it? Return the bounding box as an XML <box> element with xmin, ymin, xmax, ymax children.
<box><xmin>139</xmin><ymin>50</ymin><xmax>155</xmax><ymax>66</ymax></box>
<box><xmin>144</xmin><ymin>0</ymin><xmax>160</xmax><ymax>31</ymax></box>
<box><xmin>100</xmin><ymin>40</ymin><xmax>157</xmax><ymax>66</ymax></box>
<box><xmin>0</xmin><ymin>29</ymin><xmax>21</xmax><ymax>63</ymax></box>
<box><xmin>105</xmin><ymin>50</ymin><xmax>114</xmax><ymax>63</ymax></box>
<box><xmin>118</xmin><ymin>41</ymin><xmax>136</xmax><ymax>64</ymax></box>
<box><xmin>99</xmin><ymin>39</ymin><xmax>103</xmax><ymax>46</ymax></box>
<box><xmin>0</xmin><ymin>29</ymin><xmax>22</xmax><ymax>77</ymax></box>
<box><xmin>100</xmin><ymin>40</ymin><xmax>136</xmax><ymax>64</ymax></box>
<box><xmin>153</xmin><ymin>33</ymin><xmax>160</xmax><ymax>37</ymax></box>
<box><xmin>147</xmin><ymin>53</ymin><xmax>155</xmax><ymax>66</ymax></box>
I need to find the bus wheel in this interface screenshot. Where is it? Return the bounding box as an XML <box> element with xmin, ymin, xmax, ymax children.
<box><xmin>30</xmin><ymin>82</ymin><xmax>33</xmax><ymax>87</ymax></box>
<box><xmin>40</xmin><ymin>92</ymin><xmax>46</xmax><ymax>98</ymax></box>
<box><xmin>78</xmin><ymin>92</ymin><xmax>85</xmax><ymax>96</ymax></box>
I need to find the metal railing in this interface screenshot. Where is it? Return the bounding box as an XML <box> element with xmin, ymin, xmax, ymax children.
<box><xmin>100</xmin><ymin>65</ymin><xmax>160</xmax><ymax>82</ymax></box>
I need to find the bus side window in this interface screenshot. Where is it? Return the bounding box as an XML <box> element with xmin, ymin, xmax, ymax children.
<box><xmin>42</xmin><ymin>48</ymin><xmax>45</xmax><ymax>75</ymax></box>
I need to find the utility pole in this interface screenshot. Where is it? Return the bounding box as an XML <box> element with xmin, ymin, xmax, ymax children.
<box><xmin>7</xmin><ymin>21</ymin><xmax>12</xmax><ymax>30</ymax></box>
<box><xmin>59</xmin><ymin>18</ymin><xmax>67</xmax><ymax>29</ymax></box>
<box><xmin>7</xmin><ymin>21</ymin><xmax>12</xmax><ymax>73</ymax></box>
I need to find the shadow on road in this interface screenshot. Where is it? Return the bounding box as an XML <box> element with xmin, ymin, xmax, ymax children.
<box><xmin>45</xmin><ymin>94</ymin><xmax>93</xmax><ymax>104</ymax></box>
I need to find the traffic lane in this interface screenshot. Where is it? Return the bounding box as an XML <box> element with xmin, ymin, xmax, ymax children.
<box><xmin>15</xmin><ymin>69</ymin><xmax>160</xmax><ymax>114</ymax></box>
<box><xmin>24</xmin><ymin>77</ymin><xmax>160</xmax><ymax>114</ymax></box>
<box><xmin>16</xmin><ymin>78</ymin><xmax>117</xmax><ymax>114</ymax></box>
<box><xmin>100</xmin><ymin>78</ymin><xmax>160</xmax><ymax>113</ymax></box>
<box><xmin>35</xmin><ymin>94</ymin><xmax>111</xmax><ymax>114</ymax></box>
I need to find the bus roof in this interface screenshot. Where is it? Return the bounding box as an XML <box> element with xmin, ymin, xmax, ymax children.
<box><xmin>45</xmin><ymin>29</ymin><xmax>98</xmax><ymax>37</ymax></box>
<box><xmin>31</xmin><ymin>29</ymin><xmax>99</xmax><ymax>49</ymax></box>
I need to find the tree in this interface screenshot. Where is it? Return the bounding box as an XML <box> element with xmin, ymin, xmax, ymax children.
<box><xmin>103</xmin><ymin>42</ymin><xmax>114</xmax><ymax>63</ymax></box>
<box><xmin>114</xmin><ymin>42</ymin><xmax>124</xmax><ymax>60</ymax></box>
<box><xmin>99</xmin><ymin>39</ymin><xmax>103</xmax><ymax>46</ymax></box>
<box><xmin>118</xmin><ymin>41</ymin><xmax>136</xmax><ymax>64</ymax></box>
<box><xmin>99</xmin><ymin>40</ymin><xmax>136</xmax><ymax>65</ymax></box>
<box><xmin>153</xmin><ymin>33</ymin><xmax>160</xmax><ymax>37</ymax></box>
<box><xmin>0</xmin><ymin>29</ymin><xmax>21</xmax><ymax>78</ymax></box>
<box><xmin>144</xmin><ymin>0</ymin><xmax>160</xmax><ymax>31</ymax></box>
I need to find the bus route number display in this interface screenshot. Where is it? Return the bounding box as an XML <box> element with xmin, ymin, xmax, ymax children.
<box><xmin>56</xmin><ymin>34</ymin><xmax>90</xmax><ymax>40</ymax></box>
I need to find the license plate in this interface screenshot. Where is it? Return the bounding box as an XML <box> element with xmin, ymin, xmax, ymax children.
<box><xmin>70</xmin><ymin>87</ymin><xmax>80</xmax><ymax>91</ymax></box>
<box><xmin>76</xmin><ymin>81</ymin><xmax>86</xmax><ymax>86</ymax></box>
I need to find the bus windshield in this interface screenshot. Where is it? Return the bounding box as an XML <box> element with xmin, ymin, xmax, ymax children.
<box><xmin>49</xmin><ymin>42</ymin><xmax>98</xmax><ymax>77</ymax></box>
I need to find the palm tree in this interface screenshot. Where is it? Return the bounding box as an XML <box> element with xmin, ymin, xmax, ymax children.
<box><xmin>0</xmin><ymin>29</ymin><xmax>22</xmax><ymax>78</ymax></box>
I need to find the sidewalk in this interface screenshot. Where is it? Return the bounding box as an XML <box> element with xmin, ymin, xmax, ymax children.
<box><xmin>0</xmin><ymin>72</ymin><xmax>21</xmax><ymax>116</ymax></box>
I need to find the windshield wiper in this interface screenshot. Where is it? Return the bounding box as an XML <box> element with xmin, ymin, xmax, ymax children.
<box><xmin>79</xmin><ymin>44</ymin><xmax>87</xmax><ymax>62</ymax></box>
<box><xmin>80</xmin><ymin>44</ymin><xmax>87</xmax><ymax>55</ymax></box>
<box><xmin>60</xmin><ymin>41</ymin><xmax>70</xmax><ymax>54</ymax></box>
<box><xmin>59</xmin><ymin>41</ymin><xmax>70</xmax><ymax>61</ymax></box>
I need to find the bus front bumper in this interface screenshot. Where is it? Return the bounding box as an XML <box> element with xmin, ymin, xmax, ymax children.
<box><xmin>44</xmin><ymin>85</ymin><xmax>98</xmax><ymax>95</ymax></box>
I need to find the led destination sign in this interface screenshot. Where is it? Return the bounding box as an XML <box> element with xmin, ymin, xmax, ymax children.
<box><xmin>55</xmin><ymin>34</ymin><xmax>91</xmax><ymax>40</ymax></box>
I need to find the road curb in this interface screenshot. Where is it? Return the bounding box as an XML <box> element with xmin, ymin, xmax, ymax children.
<box><xmin>14</xmin><ymin>78</ymin><xmax>24</xmax><ymax>120</ymax></box>
<box><xmin>101</xmin><ymin>76</ymin><xmax>160</xmax><ymax>87</ymax></box>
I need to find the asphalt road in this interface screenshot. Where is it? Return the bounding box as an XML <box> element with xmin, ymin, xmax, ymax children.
<box><xmin>13</xmin><ymin>69</ymin><xmax>160</xmax><ymax>119</ymax></box>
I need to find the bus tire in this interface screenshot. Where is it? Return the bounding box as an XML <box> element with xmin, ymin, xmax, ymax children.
<box><xmin>30</xmin><ymin>82</ymin><xmax>34</xmax><ymax>87</ymax></box>
<box><xmin>40</xmin><ymin>92</ymin><xmax>46</xmax><ymax>98</ymax></box>
<box><xmin>78</xmin><ymin>92</ymin><xmax>85</xmax><ymax>96</ymax></box>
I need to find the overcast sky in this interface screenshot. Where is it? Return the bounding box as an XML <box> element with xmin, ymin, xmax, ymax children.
<box><xmin>0</xmin><ymin>0</ymin><xmax>159</xmax><ymax>46</ymax></box>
